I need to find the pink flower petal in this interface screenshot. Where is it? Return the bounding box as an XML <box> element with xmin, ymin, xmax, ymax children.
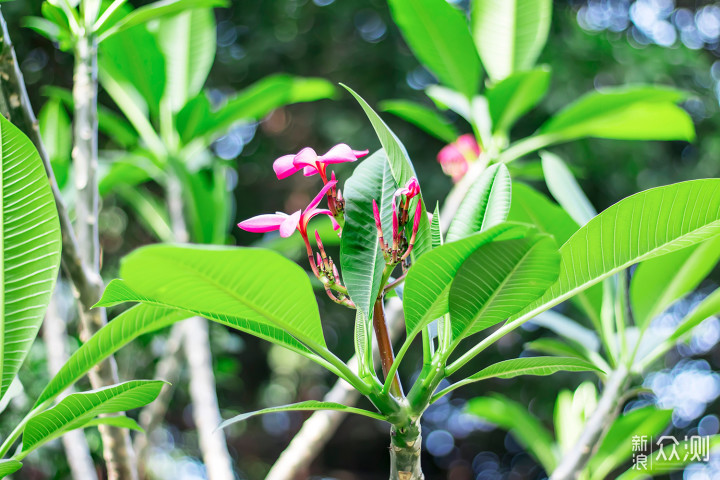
<box><xmin>395</xmin><ymin>176</ymin><xmax>421</xmax><ymax>199</ymax></box>
<box><xmin>279</xmin><ymin>210</ymin><xmax>301</xmax><ymax>237</ymax></box>
<box><xmin>319</xmin><ymin>144</ymin><xmax>368</xmax><ymax>164</ymax></box>
<box><xmin>303</xmin><ymin>165</ymin><xmax>320</xmax><ymax>177</ymax></box>
<box><xmin>238</xmin><ymin>213</ymin><xmax>288</xmax><ymax>233</ymax></box>
<box><xmin>273</xmin><ymin>155</ymin><xmax>302</xmax><ymax>180</ymax></box>
<box><xmin>456</xmin><ymin>134</ymin><xmax>481</xmax><ymax>157</ymax></box>
<box><xmin>292</xmin><ymin>147</ymin><xmax>319</xmax><ymax>169</ymax></box>
<box><xmin>305</xmin><ymin>179</ymin><xmax>338</xmax><ymax>213</ymax></box>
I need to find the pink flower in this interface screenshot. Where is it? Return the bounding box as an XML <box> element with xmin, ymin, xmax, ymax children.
<box><xmin>437</xmin><ymin>134</ymin><xmax>481</xmax><ymax>183</ymax></box>
<box><xmin>238</xmin><ymin>180</ymin><xmax>339</xmax><ymax>239</ymax></box>
<box><xmin>395</xmin><ymin>177</ymin><xmax>420</xmax><ymax>200</ymax></box>
<box><xmin>273</xmin><ymin>144</ymin><xmax>368</xmax><ymax>182</ymax></box>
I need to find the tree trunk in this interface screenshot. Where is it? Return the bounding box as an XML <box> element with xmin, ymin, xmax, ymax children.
<box><xmin>73</xmin><ymin>32</ymin><xmax>138</xmax><ymax>480</ymax></box>
<box><xmin>389</xmin><ymin>422</ymin><xmax>424</xmax><ymax>480</ymax></box>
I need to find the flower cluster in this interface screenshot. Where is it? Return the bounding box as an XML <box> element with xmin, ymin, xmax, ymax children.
<box><xmin>437</xmin><ymin>134</ymin><xmax>481</xmax><ymax>183</ymax></box>
<box><xmin>238</xmin><ymin>143</ymin><xmax>423</xmax><ymax>307</ymax></box>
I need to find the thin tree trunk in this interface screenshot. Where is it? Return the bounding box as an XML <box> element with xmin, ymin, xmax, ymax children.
<box><xmin>44</xmin><ymin>289</ymin><xmax>99</xmax><ymax>480</ymax></box>
<box><xmin>550</xmin><ymin>365</ymin><xmax>630</xmax><ymax>480</ymax></box>
<box><xmin>389</xmin><ymin>422</ymin><xmax>423</xmax><ymax>480</ymax></box>
<box><xmin>73</xmin><ymin>32</ymin><xmax>137</xmax><ymax>480</ymax></box>
<box><xmin>266</xmin><ymin>298</ymin><xmax>404</xmax><ymax>480</ymax></box>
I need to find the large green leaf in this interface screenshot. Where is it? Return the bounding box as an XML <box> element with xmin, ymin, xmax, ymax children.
<box><xmin>387</xmin><ymin>0</ymin><xmax>481</xmax><ymax>97</ymax></box>
<box><xmin>219</xmin><ymin>400</ymin><xmax>386</xmax><ymax>430</ymax></box>
<box><xmin>449</xmin><ymin>233</ymin><xmax>560</xmax><ymax>340</ymax></box>
<box><xmin>341</xmin><ymin>151</ymin><xmax>396</xmax><ymax>319</ymax></box>
<box><xmin>507</xmin><ymin>180</ymin><xmax>720</xmax><ymax>333</ymax></box>
<box><xmin>97</xmin><ymin>245</ymin><xmax>327</xmax><ymax>351</ymax></box>
<box><xmin>343</xmin><ymin>85</ymin><xmax>432</xmax><ymax>257</ymax></box>
<box><xmin>471</xmin><ymin>0</ymin><xmax>552</xmax><ymax>81</ymax></box>
<box><xmin>0</xmin><ymin>460</ymin><xmax>21</xmax><ymax>478</ymax></box>
<box><xmin>21</xmin><ymin>380</ymin><xmax>165</xmax><ymax>454</ymax></box>
<box><xmin>446</xmin><ymin>164</ymin><xmax>511</xmax><ymax>242</ymax></box>
<box><xmin>99</xmin><ymin>24</ymin><xmax>166</xmax><ymax>117</ymax></box>
<box><xmin>403</xmin><ymin>223</ymin><xmax>529</xmax><ymax>341</ymax></box>
<box><xmin>630</xmin><ymin>235</ymin><xmax>720</xmax><ymax>328</ymax></box>
<box><xmin>35</xmin><ymin>304</ymin><xmax>189</xmax><ymax>407</ymax></box>
<box><xmin>538</xmin><ymin>86</ymin><xmax>695</xmax><ymax>142</ymax></box>
<box><xmin>97</xmin><ymin>0</ymin><xmax>228</xmax><ymax>41</ymax></box>
<box><xmin>541</xmin><ymin>151</ymin><xmax>596</xmax><ymax>226</ymax></box>
<box><xmin>436</xmin><ymin>357</ymin><xmax>600</xmax><ymax>400</ymax></box>
<box><xmin>156</xmin><ymin>8</ymin><xmax>216</xmax><ymax>112</ymax></box>
<box><xmin>587</xmin><ymin>406</ymin><xmax>672</xmax><ymax>480</ymax></box>
<box><xmin>177</xmin><ymin>75</ymin><xmax>335</xmax><ymax>145</ymax></box>
<box><xmin>467</xmin><ymin>395</ymin><xmax>557</xmax><ymax>472</ymax></box>
<box><xmin>0</xmin><ymin>116</ymin><xmax>61</xmax><ymax>402</ymax></box>
<box><xmin>487</xmin><ymin>66</ymin><xmax>551</xmax><ymax>134</ymax></box>
<box><xmin>379</xmin><ymin>99</ymin><xmax>459</xmax><ymax>143</ymax></box>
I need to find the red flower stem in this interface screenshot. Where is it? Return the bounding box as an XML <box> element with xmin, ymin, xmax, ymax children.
<box><xmin>373</xmin><ymin>298</ymin><xmax>403</xmax><ymax>399</ymax></box>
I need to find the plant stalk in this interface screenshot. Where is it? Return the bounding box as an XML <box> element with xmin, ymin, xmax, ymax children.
<box><xmin>389</xmin><ymin>421</ymin><xmax>424</xmax><ymax>480</ymax></box>
<box><xmin>550</xmin><ymin>365</ymin><xmax>630</xmax><ymax>480</ymax></box>
<box><xmin>374</xmin><ymin>298</ymin><xmax>403</xmax><ymax>398</ymax></box>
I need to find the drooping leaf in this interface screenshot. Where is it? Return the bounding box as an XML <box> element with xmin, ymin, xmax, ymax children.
<box><xmin>437</xmin><ymin>357</ymin><xmax>600</xmax><ymax>400</ymax></box>
<box><xmin>387</xmin><ymin>0</ymin><xmax>481</xmax><ymax>97</ymax></box>
<box><xmin>97</xmin><ymin>0</ymin><xmax>229</xmax><ymax>41</ymax></box>
<box><xmin>0</xmin><ymin>116</ymin><xmax>61</xmax><ymax>402</ymax></box>
<box><xmin>177</xmin><ymin>75</ymin><xmax>335</xmax><ymax>145</ymax></box>
<box><xmin>506</xmin><ymin>180</ymin><xmax>720</xmax><ymax>335</ymax></box>
<box><xmin>426</xmin><ymin>85</ymin><xmax>472</xmax><ymax>121</ymax></box>
<box><xmin>38</xmin><ymin>98</ymin><xmax>72</xmax><ymax>189</ymax></box>
<box><xmin>630</xmin><ymin>235</ymin><xmax>720</xmax><ymax>328</ymax></box>
<box><xmin>97</xmin><ymin>245</ymin><xmax>328</xmax><ymax>352</ymax></box>
<box><xmin>449</xmin><ymin>233</ymin><xmax>560</xmax><ymax>340</ymax></box>
<box><xmin>82</xmin><ymin>416</ymin><xmax>144</xmax><ymax>432</ymax></box>
<box><xmin>467</xmin><ymin>395</ymin><xmax>557</xmax><ymax>472</ymax></box>
<box><xmin>343</xmin><ymin>84</ymin><xmax>432</xmax><ymax>257</ymax></box>
<box><xmin>487</xmin><ymin>66</ymin><xmax>551</xmax><ymax>134</ymax></box>
<box><xmin>0</xmin><ymin>460</ymin><xmax>21</xmax><ymax>478</ymax></box>
<box><xmin>341</xmin><ymin>150</ymin><xmax>397</xmax><ymax>319</ymax></box>
<box><xmin>541</xmin><ymin>151</ymin><xmax>596</xmax><ymax>226</ymax></box>
<box><xmin>21</xmin><ymin>381</ymin><xmax>165</xmax><ymax>454</ymax></box>
<box><xmin>219</xmin><ymin>400</ymin><xmax>386</xmax><ymax>431</ymax></box>
<box><xmin>524</xmin><ymin>338</ymin><xmax>596</xmax><ymax>364</ymax></box>
<box><xmin>446</xmin><ymin>164</ymin><xmax>511</xmax><ymax>242</ymax></box>
<box><xmin>530</xmin><ymin>310</ymin><xmax>600</xmax><ymax>352</ymax></box>
<box><xmin>588</xmin><ymin>406</ymin><xmax>673</xmax><ymax>480</ymax></box>
<box><xmin>471</xmin><ymin>0</ymin><xmax>552</xmax><ymax>81</ymax></box>
<box><xmin>156</xmin><ymin>8</ymin><xmax>216</xmax><ymax>112</ymax></box>
<box><xmin>35</xmin><ymin>304</ymin><xmax>189</xmax><ymax>407</ymax></box>
<box><xmin>380</xmin><ymin>99</ymin><xmax>459</xmax><ymax>143</ymax></box>
<box><xmin>538</xmin><ymin>86</ymin><xmax>695</xmax><ymax>142</ymax></box>
<box><xmin>403</xmin><ymin>223</ymin><xmax>529</xmax><ymax>341</ymax></box>
<box><xmin>668</xmin><ymin>286</ymin><xmax>720</xmax><ymax>342</ymax></box>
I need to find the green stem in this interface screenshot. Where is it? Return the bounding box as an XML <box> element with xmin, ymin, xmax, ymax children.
<box><xmin>389</xmin><ymin>421</ymin><xmax>424</xmax><ymax>480</ymax></box>
<box><xmin>497</xmin><ymin>133</ymin><xmax>559</xmax><ymax>164</ymax></box>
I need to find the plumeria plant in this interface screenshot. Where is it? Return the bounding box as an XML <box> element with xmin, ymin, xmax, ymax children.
<box><xmin>91</xmin><ymin>81</ymin><xmax>720</xmax><ymax>479</ymax></box>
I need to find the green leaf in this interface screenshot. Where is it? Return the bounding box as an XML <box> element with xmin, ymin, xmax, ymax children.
<box><xmin>99</xmin><ymin>24</ymin><xmax>166</xmax><ymax>117</ymax></box>
<box><xmin>631</xmin><ymin>235</ymin><xmax>720</xmax><ymax>328</ymax></box>
<box><xmin>487</xmin><ymin>66</ymin><xmax>551</xmax><ymax>134</ymax></box>
<box><xmin>615</xmin><ymin>435</ymin><xmax>720</xmax><ymax>480</ymax></box>
<box><xmin>0</xmin><ymin>116</ymin><xmax>61</xmax><ymax>402</ymax></box>
<box><xmin>82</xmin><ymin>416</ymin><xmax>144</xmax><ymax>432</ymax></box>
<box><xmin>219</xmin><ymin>400</ymin><xmax>386</xmax><ymax>430</ymax></box>
<box><xmin>177</xmin><ymin>75</ymin><xmax>335</xmax><ymax>145</ymax></box>
<box><xmin>530</xmin><ymin>310</ymin><xmax>600</xmax><ymax>352</ymax></box>
<box><xmin>38</xmin><ymin>98</ymin><xmax>72</xmax><ymax>189</ymax></box>
<box><xmin>554</xmin><ymin>382</ymin><xmax>597</xmax><ymax>454</ymax></box>
<box><xmin>403</xmin><ymin>223</ymin><xmax>530</xmax><ymax>341</ymax></box>
<box><xmin>588</xmin><ymin>406</ymin><xmax>672</xmax><ymax>480</ymax></box>
<box><xmin>387</xmin><ymin>0</ymin><xmax>481</xmax><ymax>97</ymax></box>
<box><xmin>539</xmin><ymin>86</ymin><xmax>695</xmax><ymax>142</ymax></box>
<box><xmin>446</xmin><ymin>164</ymin><xmax>511</xmax><ymax>242</ymax></box>
<box><xmin>341</xmin><ymin>151</ymin><xmax>397</xmax><ymax>319</ymax></box>
<box><xmin>98</xmin><ymin>0</ymin><xmax>229</xmax><ymax>41</ymax></box>
<box><xmin>35</xmin><ymin>304</ymin><xmax>189</xmax><ymax>407</ymax></box>
<box><xmin>449</xmin><ymin>233</ymin><xmax>560</xmax><ymax>339</ymax></box>
<box><xmin>471</xmin><ymin>0</ymin><xmax>552</xmax><ymax>81</ymax></box>
<box><xmin>541</xmin><ymin>151</ymin><xmax>597</xmax><ymax>226</ymax></box>
<box><xmin>467</xmin><ymin>394</ymin><xmax>557</xmax><ymax>471</ymax></box>
<box><xmin>342</xmin><ymin>84</ymin><xmax>432</xmax><ymax>258</ymax></box>
<box><xmin>97</xmin><ymin>245</ymin><xmax>327</xmax><ymax>351</ymax></box>
<box><xmin>669</xmin><ymin>286</ymin><xmax>720</xmax><ymax>341</ymax></box>
<box><xmin>426</xmin><ymin>85</ymin><xmax>472</xmax><ymax>121</ymax></box>
<box><xmin>379</xmin><ymin>99</ymin><xmax>459</xmax><ymax>143</ymax></box>
<box><xmin>21</xmin><ymin>381</ymin><xmax>165</xmax><ymax>454</ymax></box>
<box><xmin>156</xmin><ymin>8</ymin><xmax>216</xmax><ymax>112</ymax></box>
<box><xmin>0</xmin><ymin>460</ymin><xmax>21</xmax><ymax>478</ymax></box>
<box><xmin>430</xmin><ymin>201</ymin><xmax>443</xmax><ymax>248</ymax></box>
<box><xmin>438</xmin><ymin>357</ymin><xmax>600</xmax><ymax>401</ymax></box>
<box><xmin>507</xmin><ymin>179</ymin><xmax>720</xmax><ymax>339</ymax></box>
<box><xmin>525</xmin><ymin>338</ymin><xmax>594</xmax><ymax>363</ymax></box>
